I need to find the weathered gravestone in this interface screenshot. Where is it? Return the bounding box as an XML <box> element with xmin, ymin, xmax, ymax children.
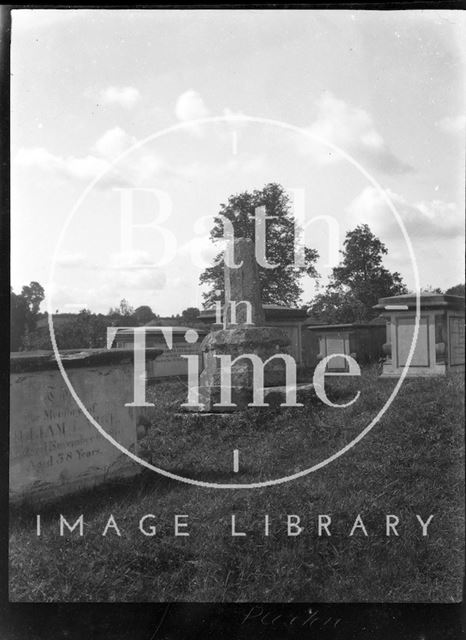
<box><xmin>195</xmin><ymin>238</ymin><xmax>291</xmax><ymax>411</ymax></box>
<box><xmin>10</xmin><ymin>348</ymin><xmax>162</xmax><ymax>503</ymax></box>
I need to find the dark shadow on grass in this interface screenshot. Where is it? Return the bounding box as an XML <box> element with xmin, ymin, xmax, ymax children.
<box><xmin>9</xmin><ymin>470</ymin><xmax>179</xmax><ymax>522</ymax></box>
<box><xmin>9</xmin><ymin>463</ymin><xmax>255</xmax><ymax>524</ymax></box>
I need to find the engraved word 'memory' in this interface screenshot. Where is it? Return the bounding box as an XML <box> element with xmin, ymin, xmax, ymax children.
<box><xmin>106</xmin><ymin>327</ymin><xmax>361</xmax><ymax>409</ymax></box>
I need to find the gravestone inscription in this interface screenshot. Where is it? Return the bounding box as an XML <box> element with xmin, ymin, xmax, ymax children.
<box><xmin>10</xmin><ymin>348</ymin><xmax>161</xmax><ymax>503</ymax></box>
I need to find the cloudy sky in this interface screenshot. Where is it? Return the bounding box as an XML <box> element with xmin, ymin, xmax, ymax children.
<box><xmin>11</xmin><ymin>9</ymin><xmax>465</xmax><ymax>315</ymax></box>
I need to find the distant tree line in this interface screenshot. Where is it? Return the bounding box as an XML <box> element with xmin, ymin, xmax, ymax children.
<box><xmin>10</xmin><ymin>288</ymin><xmax>202</xmax><ymax>352</ymax></box>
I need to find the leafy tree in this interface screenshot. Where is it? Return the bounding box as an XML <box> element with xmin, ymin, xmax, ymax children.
<box><xmin>446</xmin><ymin>283</ymin><xmax>465</xmax><ymax>297</ymax></box>
<box><xmin>133</xmin><ymin>305</ymin><xmax>156</xmax><ymax>325</ymax></box>
<box><xmin>10</xmin><ymin>281</ymin><xmax>45</xmax><ymax>350</ymax></box>
<box><xmin>421</xmin><ymin>285</ymin><xmax>443</xmax><ymax>294</ymax></box>
<box><xmin>58</xmin><ymin>310</ymin><xmax>109</xmax><ymax>349</ymax></box>
<box><xmin>166</xmin><ymin>313</ymin><xmax>182</xmax><ymax>326</ymax></box>
<box><xmin>108</xmin><ymin>298</ymin><xmax>135</xmax><ymax>327</ymax></box>
<box><xmin>118</xmin><ymin>299</ymin><xmax>133</xmax><ymax>316</ymax></box>
<box><xmin>307</xmin><ymin>288</ymin><xmax>368</xmax><ymax>325</ymax></box>
<box><xmin>26</xmin><ymin>309</ymin><xmax>110</xmax><ymax>350</ymax></box>
<box><xmin>181</xmin><ymin>307</ymin><xmax>200</xmax><ymax>325</ymax></box>
<box><xmin>21</xmin><ymin>281</ymin><xmax>45</xmax><ymax>318</ymax></box>
<box><xmin>10</xmin><ymin>288</ymin><xmax>29</xmax><ymax>351</ymax></box>
<box><xmin>308</xmin><ymin>224</ymin><xmax>407</xmax><ymax>323</ymax></box>
<box><xmin>199</xmin><ymin>183</ymin><xmax>319</xmax><ymax>307</ymax></box>
<box><xmin>108</xmin><ymin>299</ymin><xmax>133</xmax><ymax>316</ymax></box>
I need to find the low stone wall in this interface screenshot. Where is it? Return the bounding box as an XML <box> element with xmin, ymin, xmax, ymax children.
<box><xmin>10</xmin><ymin>348</ymin><xmax>161</xmax><ymax>504</ymax></box>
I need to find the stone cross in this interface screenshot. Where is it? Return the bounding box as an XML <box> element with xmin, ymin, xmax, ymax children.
<box><xmin>223</xmin><ymin>238</ymin><xmax>265</xmax><ymax>327</ymax></box>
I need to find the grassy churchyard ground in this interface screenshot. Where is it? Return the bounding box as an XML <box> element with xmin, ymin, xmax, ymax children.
<box><xmin>9</xmin><ymin>368</ymin><xmax>464</xmax><ymax>602</ymax></box>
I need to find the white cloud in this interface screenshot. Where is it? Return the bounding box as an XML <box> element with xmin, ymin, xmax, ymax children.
<box><xmin>15</xmin><ymin>146</ymin><xmax>110</xmax><ymax>181</ymax></box>
<box><xmin>15</xmin><ymin>127</ymin><xmax>164</xmax><ymax>187</ymax></box>
<box><xmin>90</xmin><ymin>128</ymin><xmax>165</xmax><ymax>185</ymax></box>
<box><xmin>93</xmin><ymin>126</ymin><xmax>136</xmax><ymax>159</ymax></box>
<box><xmin>347</xmin><ymin>186</ymin><xmax>463</xmax><ymax>239</ymax></box>
<box><xmin>175</xmin><ymin>89</ymin><xmax>210</xmax><ymax>122</ymax></box>
<box><xmin>438</xmin><ymin>114</ymin><xmax>466</xmax><ymax>134</ymax></box>
<box><xmin>100</xmin><ymin>86</ymin><xmax>141</xmax><ymax>109</ymax></box>
<box><xmin>302</xmin><ymin>92</ymin><xmax>412</xmax><ymax>174</ymax></box>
